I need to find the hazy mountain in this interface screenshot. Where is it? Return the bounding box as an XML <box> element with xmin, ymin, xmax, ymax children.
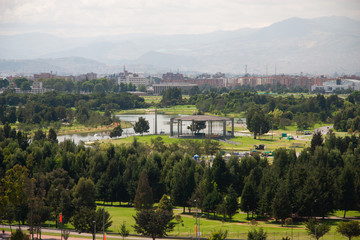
<box><xmin>0</xmin><ymin>16</ymin><xmax>359</xmax><ymax>75</ymax></box>
<box><xmin>0</xmin><ymin>57</ymin><xmax>106</xmax><ymax>75</ymax></box>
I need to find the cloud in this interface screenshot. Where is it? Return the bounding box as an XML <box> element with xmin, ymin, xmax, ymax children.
<box><xmin>0</xmin><ymin>0</ymin><xmax>359</xmax><ymax>36</ymax></box>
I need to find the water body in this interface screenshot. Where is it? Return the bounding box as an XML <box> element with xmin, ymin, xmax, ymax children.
<box><xmin>57</xmin><ymin>114</ymin><xmax>246</xmax><ymax>144</ymax></box>
<box><xmin>57</xmin><ymin>113</ymin><xmax>185</xmax><ymax>144</ymax></box>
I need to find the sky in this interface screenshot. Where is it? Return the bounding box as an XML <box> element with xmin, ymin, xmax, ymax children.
<box><xmin>0</xmin><ymin>0</ymin><xmax>360</xmax><ymax>37</ymax></box>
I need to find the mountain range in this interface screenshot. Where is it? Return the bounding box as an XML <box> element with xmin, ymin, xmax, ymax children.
<box><xmin>0</xmin><ymin>16</ymin><xmax>359</xmax><ymax>75</ymax></box>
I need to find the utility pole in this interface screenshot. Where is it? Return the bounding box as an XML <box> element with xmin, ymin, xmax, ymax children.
<box><xmin>93</xmin><ymin>221</ymin><xmax>96</xmax><ymax>240</ymax></box>
<box><xmin>194</xmin><ymin>200</ymin><xmax>198</xmax><ymax>240</ymax></box>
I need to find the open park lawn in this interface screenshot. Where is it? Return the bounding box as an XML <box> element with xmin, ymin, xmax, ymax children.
<box><xmin>86</xmin><ymin>205</ymin><xmax>360</xmax><ymax>240</ymax></box>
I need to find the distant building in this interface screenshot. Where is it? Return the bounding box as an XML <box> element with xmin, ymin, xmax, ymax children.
<box><xmin>162</xmin><ymin>72</ymin><xmax>184</xmax><ymax>82</ymax></box>
<box><xmin>153</xmin><ymin>83</ymin><xmax>198</xmax><ymax>94</ymax></box>
<box><xmin>118</xmin><ymin>67</ymin><xmax>147</xmax><ymax>87</ymax></box>
<box><xmin>311</xmin><ymin>79</ymin><xmax>360</xmax><ymax>93</ymax></box>
<box><xmin>34</xmin><ymin>72</ymin><xmax>55</xmax><ymax>80</ymax></box>
<box><xmin>65</xmin><ymin>72</ymin><xmax>97</xmax><ymax>81</ymax></box>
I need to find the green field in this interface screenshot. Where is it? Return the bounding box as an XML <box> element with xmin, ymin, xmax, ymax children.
<box><xmin>116</xmin><ymin>105</ymin><xmax>198</xmax><ymax>115</ymax></box>
<box><xmin>96</xmin><ymin>205</ymin><xmax>359</xmax><ymax>240</ymax></box>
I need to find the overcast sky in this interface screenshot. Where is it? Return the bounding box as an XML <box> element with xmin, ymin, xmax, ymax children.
<box><xmin>0</xmin><ymin>0</ymin><xmax>359</xmax><ymax>37</ymax></box>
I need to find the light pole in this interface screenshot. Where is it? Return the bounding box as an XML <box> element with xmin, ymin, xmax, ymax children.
<box><xmin>194</xmin><ymin>200</ymin><xmax>198</xmax><ymax>240</ymax></box>
<box><xmin>93</xmin><ymin>221</ymin><xmax>96</xmax><ymax>240</ymax></box>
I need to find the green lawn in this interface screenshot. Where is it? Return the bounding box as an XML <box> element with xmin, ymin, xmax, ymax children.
<box><xmin>98</xmin><ymin>205</ymin><xmax>360</xmax><ymax>240</ymax></box>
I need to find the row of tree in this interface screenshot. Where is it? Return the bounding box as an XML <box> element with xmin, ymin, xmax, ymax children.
<box><xmin>1</xmin><ymin>124</ymin><xmax>359</xmax><ymax>229</ymax></box>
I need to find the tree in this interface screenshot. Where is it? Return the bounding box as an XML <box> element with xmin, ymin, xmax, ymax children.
<box><xmin>118</xmin><ymin>221</ymin><xmax>130</xmax><ymax>240</ymax></box>
<box><xmin>271</xmin><ymin>182</ymin><xmax>291</xmax><ymax>226</ymax></box>
<box><xmin>240</xmin><ymin>180</ymin><xmax>258</xmax><ymax>219</ymax></box>
<box><xmin>203</xmin><ymin>139</ymin><xmax>221</xmax><ymax>155</ymax></box>
<box><xmin>133</xmin><ymin>209</ymin><xmax>175</xmax><ymax>240</ymax></box>
<box><xmin>305</xmin><ymin>220</ymin><xmax>330</xmax><ymax>240</ymax></box>
<box><xmin>10</xmin><ymin>229</ymin><xmax>30</xmax><ymax>240</ymax></box>
<box><xmin>1</xmin><ymin>165</ymin><xmax>30</xmax><ymax>227</ymax></box>
<box><xmin>222</xmin><ymin>186</ymin><xmax>238</xmax><ymax>219</ymax></box>
<box><xmin>138</xmin><ymin>84</ymin><xmax>147</xmax><ymax>92</ymax></box>
<box><xmin>134</xmin><ymin>170</ymin><xmax>153</xmax><ymax>210</ymax></box>
<box><xmin>208</xmin><ymin>230</ymin><xmax>228</xmax><ymax>240</ymax></box>
<box><xmin>310</xmin><ymin>131</ymin><xmax>323</xmax><ymax>153</ymax></box>
<box><xmin>158</xmin><ymin>194</ymin><xmax>173</xmax><ymax>212</ymax></box>
<box><xmin>246</xmin><ymin>109</ymin><xmax>270</xmax><ymax>139</ymax></box>
<box><xmin>202</xmin><ymin>186</ymin><xmax>222</xmax><ymax>216</ymax></box>
<box><xmin>336</xmin><ymin>221</ymin><xmax>360</xmax><ymax>240</ymax></box>
<box><xmin>20</xmin><ymin>81</ymin><xmax>31</xmax><ymax>91</ymax></box>
<box><xmin>72</xmin><ymin>207</ymin><xmax>112</xmax><ymax>239</ymax></box>
<box><xmin>187</xmin><ymin>121</ymin><xmax>206</xmax><ymax>134</ymax></box>
<box><xmin>247</xmin><ymin>228</ymin><xmax>267</xmax><ymax>240</ymax></box>
<box><xmin>110</xmin><ymin>125</ymin><xmax>123</xmax><ymax>138</ymax></box>
<box><xmin>134</xmin><ymin>117</ymin><xmax>150</xmax><ymax>135</ymax></box>
<box><xmin>161</xmin><ymin>87</ymin><xmax>182</xmax><ymax>106</ymax></box>
<box><xmin>48</xmin><ymin>128</ymin><xmax>58</xmax><ymax>143</ymax></box>
<box><xmin>338</xmin><ymin>165</ymin><xmax>357</xmax><ymax>218</ymax></box>
<box><xmin>72</xmin><ymin>177</ymin><xmax>96</xmax><ymax>210</ymax></box>
<box><xmin>211</xmin><ymin>153</ymin><xmax>229</xmax><ymax>193</ymax></box>
<box><xmin>170</xmin><ymin>156</ymin><xmax>196</xmax><ymax>213</ymax></box>
<box><xmin>33</xmin><ymin>129</ymin><xmax>46</xmax><ymax>142</ymax></box>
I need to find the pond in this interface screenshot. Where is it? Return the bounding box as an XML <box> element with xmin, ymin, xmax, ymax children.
<box><xmin>57</xmin><ymin>114</ymin><xmax>246</xmax><ymax>144</ymax></box>
<box><xmin>57</xmin><ymin>113</ymin><xmax>186</xmax><ymax>144</ymax></box>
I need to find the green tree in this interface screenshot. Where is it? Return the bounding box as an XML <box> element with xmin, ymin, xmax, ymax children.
<box><xmin>222</xmin><ymin>186</ymin><xmax>238</xmax><ymax>219</ymax></box>
<box><xmin>110</xmin><ymin>125</ymin><xmax>123</xmax><ymax>138</ymax></box>
<box><xmin>1</xmin><ymin>165</ymin><xmax>30</xmax><ymax>227</ymax></box>
<box><xmin>202</xmin><ymin>186</ymin><xmax>222</xmax><ymax>216</ymax></box>
<box><xmin>10</xmin><ymin>229</ymin><xmax>30</xmax><ymax>240</ymax></box>
<box><xmin>118</xmin><ymin>221</ymin><xmax>130</xmax><ymax>240</ymax></box>
<box><xmin>158</xmin><ymin>194</ymin><xmax>173</xmax><ymax>212</ymax></box>
<box><xmin>133</xmin><ymin>209</ymin><xmax>175</xmax><ymax>240</ymax></box>
<box><xmin>271</xmin><ymin>182</ymin><xmax>291</xmax><ymax>226</ymax></box>
<box><xmin>71</xmin><ymin>207</ymin><xmax>112</xmax><ymax>239</ymax></box>
<box><xmin>20</xmin><ymin>81</ymin><xmax>31</xmax><ymax>91</ymax></box>
<box><xmin>203</xmin><ymin>139</ymin><xmax>221</xmax><ymax>155</ymax></box>
<box><xmin>72</xmin><ymin>177</ymin><xmax>96</xmax><ymax>210</ymax></box>
<box><xmin>48</xmin><ymin>128</ymin><xmax>58</xmax><ymax>143</ymax></box>
<box><xmin>208</xmin><ymin>230</ymin><xmax>228</xmax><ymax>240</ymax></box>
<box><xmin>134</xmin><ymin>117</ymin><xmax>150</xmax><ymax>135</ymax></box>
<box><xmin>211</xmin><ymin>153</ymin><xmax>229</xmax><ymax>193</ymax></box>
<box><xmin>247</xmin><ymin>228</ymin><xmax>267</xmax><ymax>240</ymax></box>
<box><xmin>161</xmin><ymin>87</ymin><xmax>182</xmax><ymax>106</ymax></box>
<box><xmin>240</xmin><ymin>180</ymin><xmax>258</xmax><ymax>219</ymax></box>
<box><xmin>134</xmin><ymin>170</ymin><xmax>153</xmax><ymax>210</ymax></box>
<box><xmin>338</xmin><ymin>165</ymin><xmax>357</xmax><ymax>218</ymax></box>
<box><xmin>170</xmin><ymin>156</ymin><xmax>196</xmax><ymax>213</ymax></box>
<box><xmin>187</xmin><ymin>121</ymin><xmax>206</xmax><ymax>134</ymax></box>
<box><xmin>138</xmin><ymin>84</ymin><xmax>146</xmax><ymax>92</ymax></box>
<box><xmin>246</xmin><ymin>109</ymin><xmax>270</xmax><ymax>139</ymax></box>
<box><xmin>305</xmin><ymin>220</ymin><xmax>330</xmax><ymax>240</ymax></box>
<box><xmin>310</xmin><ymin>131</ymin><xmax>323</xmax><ymax>153</ymax></box>
<box><xmin>336</xmin><ymin>221</ymin><xmax>360</xmax><ymax>240</ymax></box>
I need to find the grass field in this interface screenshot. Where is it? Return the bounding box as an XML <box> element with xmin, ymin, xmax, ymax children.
<box><xmin>95</xmin><ymin>205</ymin><xmax>359</xmax><ymax>240</ymax></box>
<box><xmin>116</xmin><ymin>105</ymin><xmax>198</xmax><ymax>115</ymax></box>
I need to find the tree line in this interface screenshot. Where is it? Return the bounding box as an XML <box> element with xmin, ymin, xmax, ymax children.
<box><xmin>1</xmin><ymin>124</ymin><xmax>359</xmax><ymax>233</ymax></box>
<box><xmin>0</xmin><ymin>91</ymin><xmax>147</xmax><ymax>129</ymax></box>
<box><xmin>190</xmin><ymin>90</ymin><xmax>360</xmax><ymax>133</ymax></box>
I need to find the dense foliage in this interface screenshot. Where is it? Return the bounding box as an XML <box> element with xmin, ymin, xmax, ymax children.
<box><xmin>190</xmin><ymin>90</ymin><xmax>360</xmax><ymax>133</ymax></box>
<box><xmin>0</xmin><ymin>122</ymin><xmax>359</xmax><ymax>233</ymax></box>
<box><xmin>0</xmin><ymin>91</ymin><xmax>147</xmax><ymax>128</ymax></box>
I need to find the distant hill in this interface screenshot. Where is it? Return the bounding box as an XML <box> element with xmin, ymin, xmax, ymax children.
<box><xmin>0</xmin><ymin>16</ymin><xmax>359</xmax><ymax>75</ymax></box>
<box><xmin>0</xmin><ymin>57</ymin><xmax>107</xmax><ymax>75</ymax></box>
